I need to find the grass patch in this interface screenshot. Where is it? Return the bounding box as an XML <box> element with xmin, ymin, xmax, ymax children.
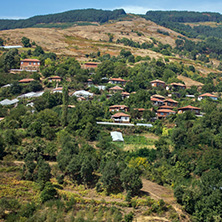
<box><xmin>113</xmin><ymin>134</ymin><xmax>157</xmax><ymax>151</ymax></box>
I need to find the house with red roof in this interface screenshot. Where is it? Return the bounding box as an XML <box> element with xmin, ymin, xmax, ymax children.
<box><xmin>164</xmin><ymin>98</ymin><xmax>178</xmax><ymax>107</ymax></box>
<box><xmin>198</xmin><ymin>93</ymin><xmax>218</xmax><ymax>101</ymax></box>
<box><xmin>109</xmin><ymin>78</ymin><xmax>127</xmax><ymax>85</ymax></box>
<box><xmin>111</xmin><ymin>112</ymin><xmax>130</xmax><ymax>123</ymax></box>
<box><xmin>151</xmin><ymin>94</ymin><xmax>165</xmax><ymax>101</ymax></box>
<box><xmin>158</xmin><ymin>105</ymin><xmax>174</xmax><ymax>110</ymax></box>
<box><xmin>109</xmin><ymin>105</ymin><xmax>129</xmax><ymax>113</ymax></box>
<box><xmin>157</xmin><ymin>109</ymin><xmax>176</xmax><ymax>119</ymax></box>
<box><xmin>48</xmin><ymin>76</ymin><xmax>62</xmax><ymax>82</ymax></box>
<box><xmin>150</xmin><ymin>79</ymin><xmax>166</xmax><ymax>88</ymax></box>
<box><xmin>20</xmin><ymin>59</ymin><xmax>40</xmax><ymax>71</ymax></box>
<box><xmin>121</xmin><ymin>92</ymin><xmax>130</xmax><ymax>99</ymax></box>
<box><xmin>151</xmin><ymin>97</ymin><xmax>165</xmax><ymax>106</ymax></box>
<box><xmin>166</xmin><ymin>82</ymin><xmax>186</xmax><ymax>91</ymax></box>
<box><xmin>109</xmin><ymin>86</ymin><xmax>124</xmax><ymax>93</ymax></box>
<box><xmin>178</xmin><ymin>105</ymin><xmax>201</xmax><ymax>115</ymax></box>
<box><xmin>82</xmin><ymin>62</ymin><xmax>100</xmax><ymax>69</ymax></box>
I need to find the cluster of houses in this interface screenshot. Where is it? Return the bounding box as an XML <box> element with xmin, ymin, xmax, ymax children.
<box><xmin>1</xmin><ymin>59</ymin><xmax>220</xmax><ymax>125</ymax></box>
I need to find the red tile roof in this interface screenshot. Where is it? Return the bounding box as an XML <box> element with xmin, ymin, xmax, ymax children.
<box><xmin>164</xmin><ymin>98</ymin><xmax>178</xmax><ymax>103</ymax></box>
<box><xmin>110</xmin><ymin>78</ymin><xmax>126</xmax><ymax>82</ymax></box>
<box><xmin>157</xmin><ymin>109</ymin><xmax>176</xmax><ymax>113</ymax></box>
<box><xmin>151</xmin><ymin>94</ymin><xmax>165</xmax><ymax>100</ymax></box>
<box><xmin>112</xmin><ymin>112</ymin><xmax>130</xmax><ymax>117</ymax></box>
<box><xmin>48</xmin><ymin>76</ymin><xmax>61</xmax><ymax>79</ymax></box>
<box><xmin>159</xmin><ymin>105</ymin><xmax>174</xmax><ymax>110</ymax></box>
<box><xmin>151</xmin><ymin>97</ymin><xmax>164</xmax><ymax>102</ymax></box>
<box><xmin>109</xmin><ymin>105</ymin><xmax>128</xmax><ymax>109</ymax></box>
<box><xmin>19</xmin><ymin>78</ymin><xmax>34</xmax><ymax>83</ymax></box>
<box><xmin>21</xmin><ymin>59</ymin><xmax>40</xmax><ymax>62</ymax></box>
<box><xmin>109</xmin><ymin>86</ymin><xmax>124</xmax><ymax>90</ymax></box>
<box><xmin>121</xmin><ymin>92</ymin><xmax>130</xmax><ymax>95</ymax></box>
<box><xmin>199</xmin><ymin>93</ymin><xmax>217</xmax><ymax>98</ymax></box>
<box><xmin>178</xmin><ymin>105</ymin><xmax>200</xmax><ymax>110</ymax></box>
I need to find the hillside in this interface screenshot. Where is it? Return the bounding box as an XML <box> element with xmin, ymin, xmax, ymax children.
<box><xmin>0</xmin><ymin>9</ymin><xmax>126</xmax><ymax>30</ymax></box>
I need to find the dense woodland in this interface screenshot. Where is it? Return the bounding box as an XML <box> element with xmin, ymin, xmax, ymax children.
<box><xmin>0</xmin><ymin>10</ymin><xmax>222</xmax><ymax>221</ymax></box>
<box><xmin>0</xmin><ymin>9</ymin><xmax>126</xmax><ymax>30</ymax></box>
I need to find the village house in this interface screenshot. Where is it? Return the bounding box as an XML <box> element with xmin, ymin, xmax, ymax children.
<box><xmin>109</xmin><ymin>105</ymin><xmax>129</xmax><ymax>112</ymax></box>
<box><xmin>82</xmin><ymin>62</ymin><xmax>99</xmax><ymax>69</ymax></box>
<box><xmin>164</xmin><ymin>98</ymin><xmax>178</xmax><ymax>107</ymax></box>
<box><xmin>19</xmin><ymin>78</ymin><xmax>35</xmax><ymax>84</ymax></box>
<box><xmin>198</xmin><ymin>93</ymin><xmax>218</xmax><ymax>101</ymax></box>
<box><xmin>109</xmin><ymin>78</ymin><xmax>127</xmax><ymax>85</ymax></box>
<box><xmin>151</xmin><ymin>94</ymin><xmax>165</xmax><ymax>101</ymax></box>
<box><xmin>48</xmin><ymin>76</ymin><xmax>62</xmax><ymax>82</ymax></box>
<box><xmin>178</xmin><ymin>105</ymin><xmax>201</xmax><ymax>115</ymax></box>
<box><xmin>20</xmin><ymin>59</ymin><xmax>40</xmax><ymax>71</ymax></box>
<box><xmin>121</xmin><ymin>92</ymin><xmax>130</xmax><ymax>99</ymax></box>
<box><xmin>109</xmin><ymin>86</ymin><xmax>124</xmax><ymax>93</ymax></box>
<box><xmin>111</xmin><ymin>112</ymin><xmax>130</xmax><ymax>123</ymax></box>
<box><xmin>150</xmin><ymin>79</ymin><xmax>166</xmax><ymax>88</ymax></box>
<box><xmin>151</xmin><ymin>97</ymin><xmax>165</xmax><ymax>106</ymax></box>
<box><xmin>52</xmin><ymin>87</ymin><xmax>63</xmax><ymax>93</ymax></box>
<box><xmin>157</xmin><ymin>109</ymin><xmax>176</xmax><ymax>119</ymax></box>
<box><xmin>166</xmin><ymin>82</ymin><xmax>186</xmax><ymax>91</ymax></box>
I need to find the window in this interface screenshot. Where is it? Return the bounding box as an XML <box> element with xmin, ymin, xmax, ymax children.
<box><xmin>125</xmin><ymin>117</ymin><xmax>128</xmax><ymax>120</ymax></box>
<box><xmin>38</xmin><ymin>62</ymin><xmax>40</xmax><ymax>65</ymax></box>
<box><xmin>29</xmin><ymin>62</ymin><xmax>31</xmax><ymax>65</ymax></box>
<box><xmin>34</xmin><ymin>62</ymin><xmax>36</xmax><ymax>65</ymax></box>
<box><xmin>21</xmin><ymin>62</ymin><xmax>23</xmax><ymax>64</ymax></box>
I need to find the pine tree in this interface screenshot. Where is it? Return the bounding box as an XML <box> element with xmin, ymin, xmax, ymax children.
<box><xmin>61</xmin><ymin>85</ymin><xmax>69</xmax><ymax>127</ymax></box>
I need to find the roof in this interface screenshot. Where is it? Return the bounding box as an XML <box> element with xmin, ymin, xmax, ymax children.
<box><xmin>134</xmin><ymin>108</ymin><xmax>145</xmax><ymax>111</ymax></box>
<box><xmin>109</xmin><ymin>86</ymin><xmax>124</xmax><ymax>90</ymax></box>
<box><xmin>21</xmin><ymin>59</ymin><xmax>40</xmax><ymax>62</ymax></box>
<box><xmin>157</xmin><ymin>109</ymin><xmax>176</xmax><ymax>113</ymax></box>
<box><xmin>199</xmin><ymin>93</ymin><xmax>217</xmax><ymax>98</ymax></box>
<box><xmin>111</xmin><ymin>131</ymin><xmax>124</xmax><ymax>142</ymax></box>
<box><xmin>19</xmin><ymin>78</ymin><xmax>34</xmax><ymax>83</ymax></box>
<box><xmin>151</xmin><ymin>97</ymin><xmax>164</xmax><ymax>102</ymax></box>
<box><xmin>110</xmin><ymin>78</ymin><xmax>126</xmax><ymax>82</ymax></box>
<box><xmin>150</xmin><ymin>79</ymin><xmax>165</xmax><ymax>84</ymax></box>
<box><xmin>159</xmin><ymin>105</ymin><xmax>174</xmax><ymax>109</ymax></box>
<box><xmin>170</xmin><ymin>82</ymin><xmax>186</xmax><ymax>87</ymax></box>
<box><xmin>121</xmin><ymin>92</ymin><xmax>130</xmax><ymax>95</ymax></box>
<box><xmin>164</xmin><ymin>98</ymin><xmax>178</xmax><ymax>103</ymax></box>
<box><xmin>17</xmin><ymin>91</ymin><xmax>44</xmax><ymax>99</ymax></box>
<box><xmin>151</xmin><ymin>94</ymin><xmax>165</xmax><ymax>99</ymax></box>
<box><xmin>72</xmin><ymin>90</ymin><xmax>93</xmax><ymax>97</ymax></box>
<box><xmin>48</xmin><ymin>76</ymin><xmax>61</xmax><ymax>79</ymax></box>
<box><xmin>109</xmin><ymin>105</ymin><xmax>128</xmax><ymax>109</ymax></box>
<box><xmin>0</xmin><ymin>98</ymin><xmax>19</xmax><ymax>106</ymax></box>
<box><xmin>178</xmin><ymin>105</ymin><xmax>201</xmax><ymax>110</ymax></box>
<box><xmin>112</xmin><ymin>112</ymin><xmax>130</xmax><ymax>118</ymax></box>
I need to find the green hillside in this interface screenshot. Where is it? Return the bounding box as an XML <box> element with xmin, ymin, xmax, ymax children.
<box><xmin>0</xmin><ymin>8</ymin><xmax>126</xmax><ymax>30</ymax></box>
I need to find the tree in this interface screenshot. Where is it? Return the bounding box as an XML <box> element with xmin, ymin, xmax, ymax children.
<box><xmin>80</xmin><ymin>156</ymin><xmax>94</xmax><ymax>186</ymax></box>
<box><xmin>61</xmin><ymin>85</ymin><xmax>68</xmax><ymax>127</ymax></box>
<box><xmin>101</xmin><ymin>160</ymin><xmax>122</xmax><ymax>193</ymax></box>
<box><xmin>0</xmin><ymin>135</ymin><xmax>5</xmax><ymax>159</ymax></box>
<box><xmin>120</xmin><ymin>167</ymin><xmax>142</xmax><ymax>195</ymax></box>
<box><xmin>37</xmin><ymin>158</ymin><xmax>51</xmax><ymax>188</ymax></box>
<box><xmin>40</xmin><ymin>182</ymin><xmax>57</xmax><ymax>203</ymax></box>
<box><xmin>21</xmin><ymin>37</ymin><xmax>31</xmax><ymax>48</ymax></box>
<box><xmin>0</xmin><ymin>37</ymin><xmax>4</xmax><ymax>46</ymax></box>
<box><xmin>33</xmin><ymin>45</ymin><xmax>44</xmax><ymax>56</ymax></box>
